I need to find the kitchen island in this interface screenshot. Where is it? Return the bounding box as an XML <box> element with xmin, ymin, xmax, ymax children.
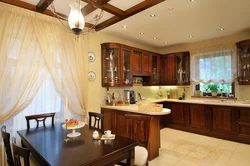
<box><xmin>101</xmin><ymin>105</ymin><xmax>170</xmax><ymax>161</ymax></box>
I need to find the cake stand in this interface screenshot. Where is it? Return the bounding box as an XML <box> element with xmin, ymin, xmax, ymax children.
<box><xmin>62</xmin><ymin>122</ymin><xmax>85</xmax><ymax>137</ymax></box>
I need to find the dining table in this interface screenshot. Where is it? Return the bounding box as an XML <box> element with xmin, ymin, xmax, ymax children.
<box><xmin>17</xmin><ymin>123</ymin><xmax>138</xmax><ymax>166</ymax></box>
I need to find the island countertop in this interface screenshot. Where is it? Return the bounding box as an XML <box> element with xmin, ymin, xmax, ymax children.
<box><xmin>101</xmin><ymin>105</ymin><xmax>171</xmax><ymax>115</ymax></box>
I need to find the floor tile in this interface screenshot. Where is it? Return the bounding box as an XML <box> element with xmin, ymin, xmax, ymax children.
<box><xmin>158</xmin><ymin>128</ymin><xmax>250</xmax><ymax>166</ymax></box>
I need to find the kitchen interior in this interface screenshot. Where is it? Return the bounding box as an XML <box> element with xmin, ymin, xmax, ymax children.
<box><xmin>1</xmin><ymin>0</ymin><xmax>250</xmax><ymax>165</ymax></box>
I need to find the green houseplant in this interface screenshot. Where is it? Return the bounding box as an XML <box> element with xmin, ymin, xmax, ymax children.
<box><xmin>208</xmin><ymin>84</ymin><xmax>219</xmax><ymax>96</ymax></box>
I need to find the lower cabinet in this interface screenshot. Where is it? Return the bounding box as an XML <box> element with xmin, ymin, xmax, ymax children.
<box><xmin>212</xmin><ymin>106</ymin><xmax>236</xmax><ymax>134</ymax></box>
<box><xmin>101</xmin><ymin>108</ymin><xmax>161</xmax><ymax>161</ymax></box>
<box><xmin>171</xmin><ymin>103</ymin><xmax>187</xmax><ymax>124</ymax></box>
<box><xmin>236</xmin><ymin>107</ymin><xmax>250</xmax><ymax>137</ymax></box>
<box><xmin>165</xmin><ymin>102</ymin><xmax>250</xmax><ymax>144</ymax></box>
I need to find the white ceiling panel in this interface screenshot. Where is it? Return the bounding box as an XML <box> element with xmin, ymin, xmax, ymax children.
<box><xmin>108</xmin><ymin>0</ymin><xmax>145</xmax><ymax>11</ymax></box>
<box><xmin>52</xmin><ymin>0</ymin><xmax>88</xmax><ymax>16</ymax></box>
<box><xmin>102</xmin><ymin>0</ymin><xmax>250</xmax><ymax>48</ymax></box>
<box><xmin>20</xmin><ymin>0</ymin><xmax>39</xmax><ymax>6</ymax></box>
<box><xmin>84</xmin><ymin>9</ymin><xmax>114</xmax><ymax>25</ymax></box>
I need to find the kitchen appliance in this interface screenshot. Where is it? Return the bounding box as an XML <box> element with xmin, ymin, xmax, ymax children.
<box><xmin>129</xmin><ymin>90</ymin><xmax>136</xmax><ymax>104</ymax></box>
<box><xmin>124</xmin><ymin>90</ymin><xmax>136</xmax><ymax>104</ymax></box>
<box><xmin>124</xmin><ymin>90</ymin><xmax>130</xmax><ymax>104</ymax></box>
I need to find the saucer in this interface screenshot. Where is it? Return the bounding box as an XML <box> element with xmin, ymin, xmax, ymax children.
<box><xmin>101</xmin><ymin>134</ymin><xmax>115</xmax><ymax>140</ymax></box>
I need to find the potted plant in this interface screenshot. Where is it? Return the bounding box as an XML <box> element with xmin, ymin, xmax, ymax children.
<box><xmin>208</xmin><ymin>84</ymin><xmax>219</xmax><ymax>96</ymax></box>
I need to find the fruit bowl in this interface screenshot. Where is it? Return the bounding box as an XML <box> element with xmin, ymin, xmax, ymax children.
<box><xmin>62</xmin><ymin>119</ymin><xmax>85</xmax><ymax>137</ymax></box>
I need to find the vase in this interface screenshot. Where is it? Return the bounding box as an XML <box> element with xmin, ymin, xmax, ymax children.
<box><xmin>212</xmin><ymin>92</ymin><xmax>217</xmax><ymax>97</ymax></box>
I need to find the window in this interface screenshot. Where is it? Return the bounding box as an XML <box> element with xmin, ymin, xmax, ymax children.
<box><xmin>191</xmin><ymin>50</ymin><xmax>236</xmax><ymax>96</ymax></box>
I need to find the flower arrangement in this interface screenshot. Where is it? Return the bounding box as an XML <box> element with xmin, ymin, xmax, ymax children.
<box><xmin>208</xmin><ymin>84</ymin><xmax>219</xmax><ymax>92</ymax></box>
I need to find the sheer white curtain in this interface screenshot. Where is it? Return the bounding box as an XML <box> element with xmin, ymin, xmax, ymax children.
<box><xmin>0</xmin><ymin>3</ymin><xmax>88</xmax><ymax>165</ymax></box>
<box><xmin>191</xmin><ymin>50</ymin><xmax>237</xmax><ymax>85</ymax></box>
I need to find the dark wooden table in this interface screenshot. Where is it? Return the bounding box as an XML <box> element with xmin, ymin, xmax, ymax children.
<box><xmin>17</xmin><ymin>123</ymin><xmax>138</xmax><ymax>166</ymax></box>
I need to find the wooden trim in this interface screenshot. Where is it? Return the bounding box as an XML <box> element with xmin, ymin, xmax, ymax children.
<box><xmin>102</xmin><ymin>3</ymin><xmax>124</xmax><ymax>16</ymax></box>
<box><xmin>36</xmin><ymin>0</ymin><xmax>54</xmax><ymax>13</ymax></box>
<box><xmin>95</xmin><ymin>0</ymin><xmax>166</xmax><ymax>31</ymax></box>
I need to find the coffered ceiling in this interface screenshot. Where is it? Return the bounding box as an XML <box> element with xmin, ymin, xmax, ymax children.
<box><xmin>1</xmin><ymin>0</ymin><xmax>250</xmax><ymax>48</ymax></box>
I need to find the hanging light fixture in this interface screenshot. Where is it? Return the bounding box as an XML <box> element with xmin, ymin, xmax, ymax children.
<box><xmin>49</xmin><ymin>0</ymin><xmax>103</xmax><ymax>39</ymax></box>
<box><xmin>68</xmin><ymin>1</ymin><xmax>85</xmax><ymax>36</ymax></box>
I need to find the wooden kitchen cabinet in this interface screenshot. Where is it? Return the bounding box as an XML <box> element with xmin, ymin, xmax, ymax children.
<box><xmin>164</xmin><ymin>101</ymin><xmax>250</xmax><ymax>144</ymax></box>
<box><xmin>151</xmin><ymin>53</ymin><xmax>161</xmax><ymax>85</ymax></box>
<box><xmin>161</xmin><ymin>54</ymin><xmax>176</xmax><ymax>85</ymax></box>
<box><xmin>170</xmin><ymin>103</ymin><xmax>187</xmax><ymax>125</ymax></box>
<box><xmin>188</xmin><ymin>104</ymin><xmax>211</xmax><ymax>130</ymax></box>
<box><xmin>132</xmin><ymin>50</ymin><xmax>142</xmax><ymax>75</ymax></box>
<box><xmin>236</xmin><ymin>107</ymin><xmax>250</xmax><ymax>137</ymax></box>
<box><xmin>132</xmin><ymin>49</ymin><xmax>152</xmax><ymax>76</ymax></box>
<box><xmin>236</xmin><ymin>39</ymin><xmax>250</xmax><ymax>85</ymax></box>
<box><xmin>101</xmin><ymin>43</ymin><xmax>133</xmax><ymax>87</ymax></box>
<box><xmin>101</xmin><ymin>43</ymin><xmax>121</xmax><ymax>87</ymax></box>
<box><xmin>101</xmin><ymin>108</ymin><xmax>162</xmax><ymax>161</ymax></box>
<box><xmin>212</xmin><ymin>106</ymin><xmax>236</xmax><ymax>134</ymax></box>
<box><xmin>161</xmin><ymin>52</ymin><xmax>190</xmax><ymax>85</ymax></box>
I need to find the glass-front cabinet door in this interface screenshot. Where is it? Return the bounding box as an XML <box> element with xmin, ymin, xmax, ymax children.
<box><xmin>101</xmin><ymin>43</ymin><xmax>120</xmax><ymax>87</ymax></box>
<box><xmin>151</xmin><ymin>54</ymin><xmax>161</xmax><ymax>85</ymax></box>
<box><xmin>236</xmin><ymin>39</ymin><xmax>250</xmax><ymax>85</ymax></box>
<box><xmin>176</xmin><ymin>52</ymin><xmax>190</xmax><ymax>85</ymax></box>
<box><xmin>121</xmin><ymin>47</ymin><xmax>133</xmax><ymax>86</ymax></box>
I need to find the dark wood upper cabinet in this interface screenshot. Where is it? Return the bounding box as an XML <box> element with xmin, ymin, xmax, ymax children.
<box><xmin>101</xmin><ymin>43</ymin><xmax>121</xmax><ymax>87</ymax></box>
<box><xmin>142</xmin><ymin>51</ymin><xmax>152</xmax><ymax>76</ymax></box>
<box><xmin>121</xmin><ymin>46</ymin><xmax>133</xmax><ymax>86</ymax></box>
<box><xmin>132</xmin><ymin>50</ymin><xmax>142</xmax><ymax>75</ymax></box>
<box><xmin>236</xmin><ymin>39</ymin><xmax>250</xmax><ymax>85</ymax></box>
<box><xmin>132</xmin><ymin>50</ymin><xmax>152</xmax><ymax>76</ymax></box>
<box><xmin>161</xmin><ymin>52</ymin><xmax>190</xmax><ymax>85</ymax></box>
<box><xmin>151</xmin><ymin>54</ymin><xmax>161</xmax><ymax>85</ymax></box>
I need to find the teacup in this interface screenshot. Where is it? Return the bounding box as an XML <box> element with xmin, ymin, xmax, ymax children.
<box><xmin>104</xmin><ymin>130</ymin><xmax>112</xmax><ymax>137</ymax></box>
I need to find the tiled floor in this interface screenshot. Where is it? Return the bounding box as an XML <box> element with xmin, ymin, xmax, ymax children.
<box><xmin>149</xmin><ymin>128</ymin><xmax>250</xmax><ymax>166</ymax></box>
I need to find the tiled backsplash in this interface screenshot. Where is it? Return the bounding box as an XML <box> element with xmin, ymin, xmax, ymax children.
<box><xmin>103</xmin><ymin>81</ymin><xmax>250</xmax><ymax>103</ymax></box>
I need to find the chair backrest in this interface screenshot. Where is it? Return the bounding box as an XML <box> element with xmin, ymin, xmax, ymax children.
<box><xmin>1</xmin><ymin>125</ymin><xmax>15</xmax><ymax>166</ymax></box>
<box><xmin>25</xmin><ymin>113</ymin><xmax>55</xmax><ymax>129</ymax></box>
<box><xmin>125</xmin><ymin>114</ymin><xmax>152</xmax><ymax>148</ymax></box>
<box><xmin>12</xmin><ymin>137</ymin><xmax>30</xmax><ymax>166</ymax></box>
<box><xmin>88</xmin><ymin>112</ymin><xmax>104</xmax><ymax>130</ymax></box>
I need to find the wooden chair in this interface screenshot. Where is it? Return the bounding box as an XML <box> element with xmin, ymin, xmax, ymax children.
<box><xmin>124</xmin><ymin>114</ymin><xmax>152</xmax><ymax>166</ymax></box>
<box><xmin>88</xmin><ymin>112</ymin><xmax>104</xmax><ymax>130</ymax></box>
<box><xmin>1</xmin><ymin>125</ymin><xmax>15</xmax><ymax>166</ymax></box>
<box><xmin>12</xmin><ymin>137</ymin><xmax>30</xmax><ymax>166</ymax></box>
<box><xmin>25</xmin><ymin>113</ymin><xmax>55</xmax><ymax>130</ymax></box>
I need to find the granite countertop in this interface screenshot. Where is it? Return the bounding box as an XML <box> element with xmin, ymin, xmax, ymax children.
<box><xmin>101</xmin><ymin>105</ymin><xmax>171</xmax><ymax>115</ymax></box>
<box><xmin>147</xmin><ymin>98</ymin><xmax>250</xmax><ymax>108</ymax></box>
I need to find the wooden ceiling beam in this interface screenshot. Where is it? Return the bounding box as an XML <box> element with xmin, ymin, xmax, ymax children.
<box><xmin>0</xmin><ymin>0</ymin><xmax>93</xmax><ymax>28</ymax></box>
<box><xmin>95</xmin><ymin>0</ymin><xmax>166</xmax><ymax>31</ymax></box>
<box><xmin>36</xmin><ymin>0</ymin><xmax>54</xmax><ymax>13</ymax></box>
<box><xmin>102</xmin><ymin>3</ymin><xmax>124</xmax><ymax>16</ymax></box>
<box><xmin>81</xmin><ymin>0</ymin><xmax>124</xmax><ymax>16</ymax></box>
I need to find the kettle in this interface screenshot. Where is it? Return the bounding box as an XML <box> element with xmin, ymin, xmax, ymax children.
<box><xmin>135</xmin><ymin>93</ymin><xmax>142</xmax><ymax>102</ymax></box>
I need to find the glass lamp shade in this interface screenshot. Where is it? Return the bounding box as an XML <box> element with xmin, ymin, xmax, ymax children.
<box><xmin>68</xmin><ymin>2</ymin><xmax>85</xmax><ymax>35</ymax></box>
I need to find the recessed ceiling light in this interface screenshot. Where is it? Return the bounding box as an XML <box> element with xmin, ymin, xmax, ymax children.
<box><xmin>153</xmin><ymin>37</ymin><xmax>157</xmax><ymax>40</ymax></box>
<box><xmin>164</xmin><ymin>42</ymin><xmax>168</xmax><ymax>44</ymax></box>
<box><xmin>168</xmin><ymin>7</ymin><xmax>174</xmax><ymax>10</ymax></box>
<box><xmin>140</xmin><ymin>32</ymin><xmax>144</xmax><ymax>35</ymax></box>
<box><xmin>123</xmin><ymin>25</ymin><xmax>127</xmax><ymax>29</ymax></box>
<box><xmin>189</xmin><ymin>35</ymin><xmax>193</xmax><ymax>38</ymax></box>
<box><xmin>190</xmin><ymin>0</ymin><xmax>195</xmax><ymax>2</ymax></box>
<box><xmin>150</xmin><ymin>14</ymin><xmax>156</xmax><ymax>17</ymax></box>
<box><xmin>219</xmin><ymin>28</ymin><xmax>225</xmax><ymax>31</ymax></box>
